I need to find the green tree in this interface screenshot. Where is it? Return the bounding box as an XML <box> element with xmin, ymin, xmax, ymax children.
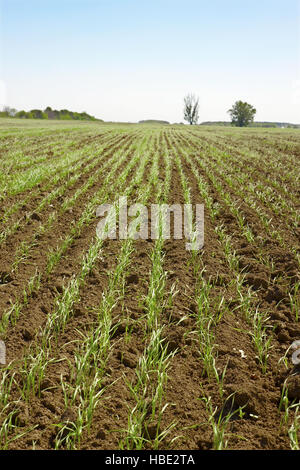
<box><xmin>15</xmin><ymin>110</ymin><xmax>28</xmax><ymax>118</ymax></box>
<box><xmin>228</xmin><ymin>101</ymin><xmax>256</xmax><ymax>127</ymax></box>
<box><xmin>183</xmin><ymin>94</ymin><xmax>199</xmax><ymax>125</ymax></box>
<box><xmin>30</xmin><ymin>109</ymin><xmax>48</xmax><ymax>119</ymax></box>
<box><xmin>30</xmin><ymin>109</ymin><xmax>43</xmax><ymax>119</ymax></box>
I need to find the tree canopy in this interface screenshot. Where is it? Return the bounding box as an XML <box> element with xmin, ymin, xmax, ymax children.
<box><xmin>228</xmin><ymin>101</ymin><xmax>256</xmax><ymax>127</ymax></box>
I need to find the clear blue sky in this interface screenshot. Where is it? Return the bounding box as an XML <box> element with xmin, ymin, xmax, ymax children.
<box><xmin>0</xmin><ymin>0</ymin><xmax>299</xmax><ymax>123</ymax></box>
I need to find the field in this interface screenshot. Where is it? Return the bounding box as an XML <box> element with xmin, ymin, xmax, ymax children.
<box><xmin>0</xmin><ymin>118</ymin><xmax>299</xmax><ymax>450</ymax></box>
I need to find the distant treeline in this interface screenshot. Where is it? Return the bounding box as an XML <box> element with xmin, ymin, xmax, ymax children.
<box><xmin>138</xmin><ymin>120</ymin><xmax>170</xmax><ymax>125</ymax></box>
<box><xmin>249</xmin><ymin>122</ymin><xmax>300</xmax><ymax>129</ymax></box>
<box><xmin>0</xmin><ymin>106</ymin><xmax>101</xmax><ymax>121</ymax></box>
<box><xmin>200</xmin><ymin>121</ymin><xmax>300</xmax><ymax>129</ymax></box>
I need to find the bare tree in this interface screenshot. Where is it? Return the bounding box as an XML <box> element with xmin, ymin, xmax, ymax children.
<box><xmin>183</xmin><ymin>94</ymin><xmax>199</xmax><ymax>125</ymax></box>
<box><xmin>3</xmin><ymin>106</ymin><xmax>17</xmax><ymax>117</ymax></box>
